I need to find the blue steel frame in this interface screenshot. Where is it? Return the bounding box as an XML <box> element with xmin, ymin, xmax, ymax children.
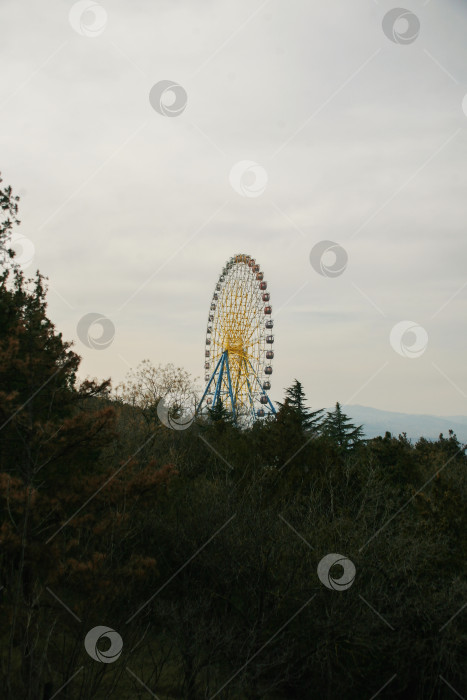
<box><xmin>197</xmin><ymin>350</ymin><xmax>276</xmax><ymax>421</ymax></box>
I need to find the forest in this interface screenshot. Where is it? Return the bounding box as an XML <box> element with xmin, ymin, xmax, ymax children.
<box><xmin>1</xmin><ymin>176</ymin><xmax>466</xmax><ymax>699</ymax></box>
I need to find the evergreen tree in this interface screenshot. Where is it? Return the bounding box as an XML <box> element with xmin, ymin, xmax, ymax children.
<box><xmin>275</xmin><ymin>396</ymin><xmax>301</xmax><ymax>428</ymax></box>
<box><xmin>0</xmin><ymin>178</ymin><xmax>116</xmax><ymax>699</ymax></box>
<box><xmin>0</xmin><ymin>172</ymin><xmax>20</xmax><ymax>268</ymax></box>
<box><xmin>208</xmin><ymin>397</ymin><xmax>232</xmax><ymax>424</ymax></box>
<box><xmin>322</xmin><ymin>401</ymin><xmax>364</xmax><ymax>451</ymax></box>
<box><xmin>276</xmin><ymin>379</ymin><xmax>324</xmax><ymax>433</ymax></box>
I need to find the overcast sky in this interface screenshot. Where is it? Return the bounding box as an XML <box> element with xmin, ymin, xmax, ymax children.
<box><xmin>1</xmin><ymin>0</ymin><xmax>467</xmax><ymax>416</ymax></box>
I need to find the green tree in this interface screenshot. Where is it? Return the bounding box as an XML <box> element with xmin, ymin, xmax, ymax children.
<box><xmin>206</xmin><ymin>398</ymin><xmax>238</xmax><ymax>436</ymax></box>
<box><xmin>276</xmin><ymin>379</ymin><xmax>323</xmax><ymax>433</ymax></box>
<box><xmin>322</xmin><ymin>401</ymin><xmax>364</xmax><ymax>452</ymax></box>
<box><xmin>0</xmin><ymin>172</ymin><xmax>20</xmax><ymax>268</ymax></box>
<box><xmin>207</xmin><ymin>397</ymin><xmax>229</xmax><ymax>422</ymax></box>
<box><xmin>0</xmin><ymin>179</ymin><xmax>116</xmax><ymax>699</ymax></box>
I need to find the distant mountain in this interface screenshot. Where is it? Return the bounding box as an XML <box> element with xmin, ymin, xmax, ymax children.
<box><xmin>339</xmin><ymin>405</ymin><xmax>467</xmax><ymax>444</ymax></box>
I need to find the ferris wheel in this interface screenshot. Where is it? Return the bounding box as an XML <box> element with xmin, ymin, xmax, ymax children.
<box><xmin>197</xmin><ymin>253</ymin><xmax>276</xmax><ymax>423</ymax></box>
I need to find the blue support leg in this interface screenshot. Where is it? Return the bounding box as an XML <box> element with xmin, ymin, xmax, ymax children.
<box><xmin>196</xmin><ymin>353</ymin><xmax>224</xmax><ymax>413</ymax></box>
<box><xmin>224</xmin><ymin>352</ymin><xmax>236</xmax><ymax>421</ymax></box>
<box><xmin>213</xmin><ymin>352</ymin><xmax>226</xmax><ymax>408</ymax></box>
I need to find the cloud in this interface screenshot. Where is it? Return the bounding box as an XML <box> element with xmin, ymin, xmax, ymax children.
<box><xmin>1</xmin><ymin>0</ymin><xmax>467</xmax><ymax>414</ymax></box>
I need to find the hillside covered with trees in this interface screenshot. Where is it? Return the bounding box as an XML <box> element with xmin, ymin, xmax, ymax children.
<box><xmin>1</xmin><ymin>176</ymin><xmax>466</xmax><ymax>699</ymax></box>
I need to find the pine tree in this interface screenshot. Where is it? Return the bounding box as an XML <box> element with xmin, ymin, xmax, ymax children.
<box><xmin>322</xmin><ymin>402</ymin><xmax>364</xmax><ymax>451</ymax></box>
<box><xmin>0</xmin><ymin>172</ymin><xmax>20</xmax><ymax>269</ymax></box>
<box><xmin>208</xmin><ymin>397</ymin><xmax>232</xmax><ymax>423</ymax></box>
<box><xmin>0</xmin><ymin>178</ymin><xmax>117</xmax><ymax>699</ymax></box>
<box><xmin>276</xmin><ymin>379</ymin><xmax>324</xmax><ymax>433</ymax></box>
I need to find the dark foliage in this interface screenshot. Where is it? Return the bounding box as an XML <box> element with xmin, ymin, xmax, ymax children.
<box><xmin>0</xmin><ymin>177</ymin><xmax>465</xmax><ymax>699</ymax></box>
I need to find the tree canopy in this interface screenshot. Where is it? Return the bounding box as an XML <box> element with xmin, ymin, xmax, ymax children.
<box><xmin>0</xmin><ymin>175</ymin><xmax>465</xmax><ymax>700</ymax></box>
<box><xmin>322</xmin><ymin>401</ymin><xmax>365</xmax><ymax>452</ymax></box>
<box><xmin>276</xmin><ymin>379</ymin><xmax>324</xmax><ymax>433</ymax></box>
